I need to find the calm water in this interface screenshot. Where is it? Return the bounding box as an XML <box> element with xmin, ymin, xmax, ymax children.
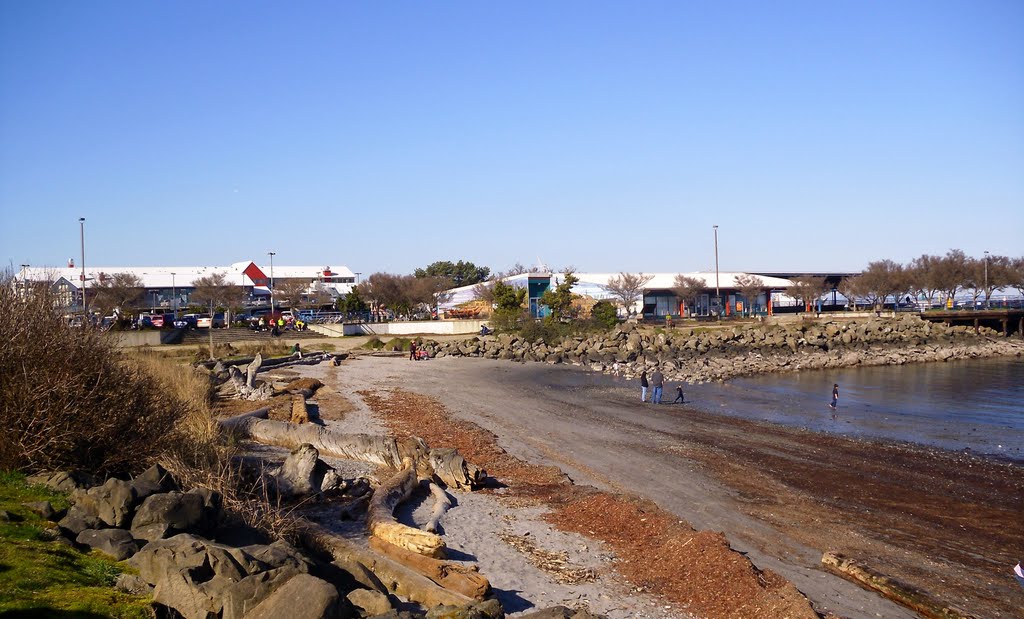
<box><xmin>678</xmin><ymin>357</ymin><xmax>1024</xmax><ymax>460</ymax></box>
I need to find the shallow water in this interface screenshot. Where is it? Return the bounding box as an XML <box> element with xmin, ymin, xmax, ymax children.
<box><xmin>540</xmin><ymin>356</ymin><xmax>1024</xmax><ymax>461</ymax></box>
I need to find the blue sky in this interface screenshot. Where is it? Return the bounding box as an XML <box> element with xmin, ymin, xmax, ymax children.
<box><xmin>2</xmin><ymin>1</ymin><xmax>1021</xmax><ymax>275</ymax></box>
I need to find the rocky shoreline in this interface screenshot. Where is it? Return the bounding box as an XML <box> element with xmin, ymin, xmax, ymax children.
<box><xmin>424</xmin><ymin>315</ymin><xmax>1023</xmax><ymax>383</ymax></box>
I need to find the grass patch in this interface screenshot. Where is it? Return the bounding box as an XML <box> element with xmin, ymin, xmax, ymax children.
<box><xmin>0</xmin><ymin>472</ymin><xmax>152</xmax><ymax>618</ymax></box>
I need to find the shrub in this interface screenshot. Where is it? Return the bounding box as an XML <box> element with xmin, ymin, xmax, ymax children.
<box><xmin>591</xmin><ymin>300</ymin><xmax>619</xmax><ymax>329</ymax></box>
<box><xmin>0</xmin><ymin>274</ymin><xmax>188</xmax><ymax>475</ymax></box>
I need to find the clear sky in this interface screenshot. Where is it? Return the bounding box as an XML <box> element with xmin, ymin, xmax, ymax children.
<box><xmin>1</xmin><ymin>1</ymin><xmax>1021</xmax><ymax>276</ymax></box>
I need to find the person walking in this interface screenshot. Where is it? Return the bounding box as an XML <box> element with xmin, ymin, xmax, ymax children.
<box><xmin>830</xmin><ymin>383</ymin><xmax>839</xmax><ymax>410</ymax></box>
<box><xmin>672</xmin><ymin>385</ymin><xmax>685</xmax><ymax>404</ymax></box>
<box><xmin>640</xmin><ymin>371</ymin><xmax>649</xmax><ymax>403</ymax></box>
<box><xmin>651</xmin><ymin>369</ymin><xmax>665</xmax><ymax>404</ymax></box>
<box><xmin>409</xmin><ymin>340</ymin><xmax>418</xmax><ymax>361</ymax></box>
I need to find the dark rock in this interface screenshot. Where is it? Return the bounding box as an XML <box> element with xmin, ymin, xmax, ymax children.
<box><xmin>245</xmin><ymin>573</ymin><xmax>346</xmax><ymax>619</ymax></box>
<box><xmin>131</xmin><ymin>522</ymin><xmax>172</xmax><ymax>543</ymax></box>
<box><xmin>515</xmin><ymin>607</ymin><xmax>574</xmax><ymax>619</ymax></box>
<box><xmin>22</xmin><ymin>501</ymin><xmax>56</xmax><ymax>520</ymax></box>
<box><xmin>131</xmin><ymin>491</ymin><xmax>205</xmax><ymax>534</ymax></box>
<box><xmin>26</xmin><ymin>471</ymin><xmax>95</xmax><ymax>492</ymax></box>
<box><xmin>58</xmin><ymin>505</ymin><xmax>103</xmax><ymax>536</ymax></box>
<box><xmin>77</xmin><ymin>528</ymin><xmax>140</xmax><ymax>561</ymax></box>
<box><xmin>76</xmin><ymin>478</ymin><xmax>137</xmax><ymax>528</ymax></box>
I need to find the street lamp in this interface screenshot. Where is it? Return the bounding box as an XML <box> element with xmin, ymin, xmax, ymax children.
<box><xmin>983</xmin><ymin>250</ymin><xmax>989</xmax><ymax>310</ymax></box>
<box><xmin>170</xmin><ymin>272</ymin><xmax>176</xmax><ymax>313</ymax></box>
<box><xmin>268</xmin><ymin>252</ymin><xmax>276</xmax><ymax>311</ymax></box>
<box><xmin>20</xmin><ymin>264</ymin><xmax>29</xmax><ymax>298</ymax></box>
<box><xmin>79</xmin><ymin>217</ymin><xmax>87</xmax><ymax>320</ymax></box>
<box><xmin>713</xmin><ymin>224</ymin><xmax>720</xmax><ymax>314</ymax></box>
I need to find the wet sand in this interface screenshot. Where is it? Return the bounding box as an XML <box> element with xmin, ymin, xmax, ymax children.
<box><xmin>313</xmin><ymin>354</ymin><xmax>1023</xmax><ymax>619</ymax></box>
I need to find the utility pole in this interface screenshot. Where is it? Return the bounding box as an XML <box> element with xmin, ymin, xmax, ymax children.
<box><xmin>268</xmin><ymin>252</ymin><xmax>276</xmax><ymax>313</ymax></box>
<box><xmin>170</xmin><ymin>272</ymin><xmax>176</xmax><ymax>314</ymax></box>
<box><xmin>79</xmin><ymin>217</ymin><xmax>87</xmax><ymax>322</ymax></box>
<box><xmin>20</xmin><ymin>264</ymin><xmax>29</xmax><ymax>298</ymax></box>
<box><xmin>713</xmin><ymin>224</ymin><xmax>720</xmax><ymax>314</ymax></box>
<box><xmin>984</xmin><ymin>250</ymin><xmax>989</xmax><ymax>309</ymax></box>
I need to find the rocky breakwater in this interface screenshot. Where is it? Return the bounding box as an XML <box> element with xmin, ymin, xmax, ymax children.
<box><xmin>426</xmin><ymin>315</ymin><xmax>1022</xmax><ymax>383</ymax></box>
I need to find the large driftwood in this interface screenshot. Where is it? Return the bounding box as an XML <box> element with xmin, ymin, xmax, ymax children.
<box><xmin>367</xmin><ymin>461</ymin><xmax>445</xmax><ymax>558</ymax></box>
<box><xmin>368</xmin><ymin>537</ymin><xmax>489</xmax><ymax>599</ymax></box>
<box><xmin>821</xmin><ymin>553</ymin><xmax>976</xmax><ymax>619</ymax></box>
<box><xmin>217</xmin><ymin>411</ymin><xmax>486</xmax><ymax>490</ymax></box>
<box><xmin>298</xmin><ymin>522</ymin><xmax>473</xmax><ymax>608</ymax></box>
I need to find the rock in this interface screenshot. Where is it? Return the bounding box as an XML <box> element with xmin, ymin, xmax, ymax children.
<box><xmin>26</xmin><ymin>471</ymin><xmax>95</xmax><ymax>492</ymax></box>
<box><xmin>58</xmin><ymin>505</ymin><xmax>104</xmax><ymax>536</ymax></box>
<box><xmin>515</xmin><ymin>607</ymin><xmax>575</xmax><ymax>619</ymax></box>
<box><xmin>130</xmin><ymin>463</ymin><xmax>177</xmax><ymax>500</ymax></box>
<box><xmin>131</xmin><ymin>491</ymin><xmax>206</xmax><ymax>534</ymax></box>
<box><xmin>115</xmin><ymin>573</ymin><xmax>153</xmax><ymax>595</ymax></box>
<box><xmin>0</xmin><ymin>510</ymin><xmax>16</xmax><ymax>522</ymax></box>
<box><xmin>245</xmin><ymin>573</ymin><xmax>345</xmax><ymax>619</ymax></box>
<box><xmin>22</xmin><ymin>501</ymin><xmax>57</xmax><ymax>520</ymax></box>
<box><xmin>77</xmin><ymin>528</ymin><xmax>140</xmax><ymax>561</ymax></box>
<box><xmin>220</xmin><ymin>565</ymin><xmax>303</xmax><ymax>619</ymax></box>
<box><xmin>132</xmin><ymin>522</ymin><xmax>172</xmax><ymax>543</ymax></box>
<box><xmin>241</xmin><ymin>540</ymin><xmax>310</xmax><ymax>572</ymax></box>
<box><xmin>424</xmin><ymin>598</ymin><xmax>505</xmax><ymax>619</ymax></box>
<box><xmin>75</xmin><ymin>478</ymin><xmax>137</xmax><ymax>528</ymax></box>
<box><xmin>348</xmin><ymin>588</ymin><xmax>393</xmax><ymax>616</ymax></box>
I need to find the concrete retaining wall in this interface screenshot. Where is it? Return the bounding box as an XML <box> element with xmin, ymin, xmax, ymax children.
<box><xmin>310</xmin><ymin>320</ymin><xmax>489</xmax><ymax>337</ymax></box>
<box><xmin>107</xmin><ymin>330</ymin><xmax>163</xmax><ymax>347</ymax></box>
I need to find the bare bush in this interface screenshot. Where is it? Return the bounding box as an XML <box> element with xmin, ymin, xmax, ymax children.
<box><xmin>0</xmin><ymin>273</ymin><xmax>188</xmax><ymax>475</ymax></box>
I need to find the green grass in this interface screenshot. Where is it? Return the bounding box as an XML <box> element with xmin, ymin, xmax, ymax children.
<box><xmin>0</xmin><ymin>471</ymin><xmax>153</xmax><ymax>618</ymax></box>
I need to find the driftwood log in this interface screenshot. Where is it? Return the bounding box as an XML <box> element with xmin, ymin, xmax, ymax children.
<box><xmin>368</xmin><ymin>537</ymin><xmax>489</xmax><ymax>599</ymax></box>
<box><xmin>299</xmin><ymin>522</ymin><xmax>474</xmax><ymax>608</ymax></box>
<box><xmin>218</xmin><ymin>410</ymin><xmax>486</xmax><ymax>490</ymax></box>
<box><xmin>367</xmin><ymin>461</ymin><xmax>446</xmax><ymax>558</ymax></box>
<box><xmin>290</xmin><ymin>394</ymin><xmax>311</xmax><ymax>424</ymax></box>
<box><xmin>821</xmin><ymin>552</ymin><xmax>976</xmax><ymax>619</ymax></box>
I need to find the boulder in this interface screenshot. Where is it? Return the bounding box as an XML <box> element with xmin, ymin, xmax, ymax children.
<box><xmin>245</xmin><ymin>573</ymin><xmax>346</xmax><ymax>619</ymax></box>
<box><xmin>77</xmin><ymin>528</ymin><xmax>139</xmax><ymax>561</ymax></box>
<box><xmin>26</xmin><ymin>471</ymin><xmax>95</xmax><ymax>492</ymax></box>
<box><xmin>115</xmin><ymin>573</ymin><xmax>153</xmax><ymax>596</ymax></box>
<box><xmin>348</xmin><ymin>588</ymin><xmax>393</xmax><ymax>616</ymax></box>
<box><xmin>131</xmin><ymin>491</ymin><xmax>206</xmax><ymax>534</ymax></box>
<box><xmin>424</xmin><ymin>598</ymin><xmax>504</xmax><ymax>619</ymax></box>
<box><xmin>130</xmin><ymin>463</ymin><xmax>176</xmax><ymax>500</ymax></box>
<box><xmin>75</xmin><ymin>478</ymin><xmax>137</xmax><ymax>528</ymax></box>
<box><xmin>22</xmin><ymin>501</ymin><xmax>56</xmax><ymax>520</ymax></box>
<box><xmin>58</xmin><ymin>505</ymin><xmax>103</xmax><ymax>536</ymax></box>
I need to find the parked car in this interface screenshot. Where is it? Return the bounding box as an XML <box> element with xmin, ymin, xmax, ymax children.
<box><xmin>174</xmin><ymin>314</ymin><xmax>196</xmax><ymax>329</ymax></box>
<box><xmin>195</xmin><ymin>313</ymin><xmax>226</xmax><ymax>328</ymax></box>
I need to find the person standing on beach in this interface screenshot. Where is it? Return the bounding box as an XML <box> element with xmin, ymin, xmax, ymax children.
<box><xmin>830</xmin><ymin>384</ymin><xmax>839</xmax><ymax>410</ymax></box>
<box><xmin>651</xmin><ymin>369</ymin><xmax>664</xmax><ymax>404</ymax></box>
<box><xmin>409</xmin><ymin>340</ymin><xmax>418</xmax><ymax>361</ymax></box>
<box><xmin>640</xmin><ymin>371</ymin><xmax>648</xmax><ymax>402</ymax></box>
<box><xmin>672</xmin><ymin>385</ymin><xmax>685</xmax><ymax>404</ymax></box>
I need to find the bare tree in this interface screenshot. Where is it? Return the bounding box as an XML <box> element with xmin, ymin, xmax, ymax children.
<box><xmin>789</xmin><ymin>276</ymin><xmax>828</xmax><ymax>311</ymax></box>
<box><xmin>413</xmin><ymin>276</ymin><xmax>454</xmax><ymax>318</ymax></box>
<box><xmin>274</xmin><ymin>279</ymin><xmax>312</xmax><ymax>309</ymax></box>
<box><xmin>91</xmin><ymin>272</ymin><xmax>144</xmax><ymax>317</ymax></box>
<box><xmin>934</xmin><ymin>249</ymin><xmax>970</xmax><ymax>307</ymax></box>
<box><xmin>858</xmin><ymin>260</ymin><xmax>907</xmax><ymax>309</ymax></box>
<box><xmin>909</xmin><ymin>254</ymin><xmax>943</xmax><ymax>307</ymax></box>
<box><xmin>191</xmin><ymin>272</ymin><xmax>246</xmax><ymax>358</ymax></box>
<box><xmin>1012</xmin><ymin>257</ymin><xmax>1024</xmax><ymax>299</ymax></box>
<box><xmin>605</xmin><ymin>272</ymin><xmax>654</xmax><ymax>315</ymax></box>
<box><xmin>734</xmin><ymin>274</ymin><xmax>765</xmax><ymax>316</ymax></box>
<box><xmin>672</xmin><ymin>275</ymin><xmax>706</xmax><ymax>316</ymax></box>
<box><xmin>836</xmin><ymin>276</ymin><xmax>865</xmax><ymax>311</ymax></box>
<box><xmin>975</xmin><ymin>254</ymin><xmax>1014</xmax><ymax>308</ymax></box>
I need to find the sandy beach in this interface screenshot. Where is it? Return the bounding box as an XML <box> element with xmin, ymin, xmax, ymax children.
<box><xmin>248</xmin><ymin>351</ymin><xmax>1024</xmax><ymax>619</ymax></box>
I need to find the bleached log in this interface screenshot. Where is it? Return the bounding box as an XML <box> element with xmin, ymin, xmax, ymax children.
<box><xmin>369</xmin><ymin>536</ymin><xmax>489</xmax><ymax>599</ymax></box>
<box><xmin>298</xmin><ymin>522</ymin><xmax>473</xmax><ymax>608</ymax></box>
<box><xmin>367</xmin><ymin>460</ymin><xmax>446</xmax><ymax>558</ymax></box>
<box><xmin>216</xmin><ymin>414</ymin><xmax>486</xmax><ymax>490</ymax></box>
<box><xmin>425</xmin><ymin>482</ymin><xmax>451</xmax><ymax>534</ymax></box>
<box><xmin>245</xmin><ymin>353</ymin><xmax>262</xmax><ymax>388</ymax></box>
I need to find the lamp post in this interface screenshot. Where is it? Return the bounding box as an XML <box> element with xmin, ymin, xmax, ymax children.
<box><xmin>79</xmin><ymin>217</ymin><xmax>87</xmax><ymax>320</ymax></box>
<box><xmin>170</xmin><ymin>272</ymin><xmax>176</xmax><ymax>313</ymax></box>
<box><xmin>713</xmin><ymin>225</ymin><xmax>720</xmax><ymax>314</ymax></box>
<box><xmin>20</xmin><ymin>264</ymin><xmax>29</xmax><ymax>298</ymax></box>
<box><xmin>268</xmin><ymin>252</ymin><xmax>276</xmax><ymax>312</ymax></box>
<box><xmin>983</xmin><ymin>250</ymin><xmax>989</xmax><ymax>309</ymax></box>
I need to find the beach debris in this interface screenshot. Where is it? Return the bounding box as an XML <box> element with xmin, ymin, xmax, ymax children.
<box><xmin>425</xmin><ymin>481</ymin><xmax>452</xmax><ymax>534</ymax></box>
<box><xmin>369</xmin><ymin>536</ymin><xmax>490</xmax><ymax>599</ymax></box>
<box><xmin>821</xmin><ymin>552</ymin><xmax>977</xmax><ymax>619</ymax></box>
<box><xmin>367</xmin><ymin>459</ymin><xmax>446</xmax><ymax>558</ymax></box>
<box><xmin>498</xmin><ymin>531</ymin><xmax>597</xmax><ymax>585</ymax></box>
